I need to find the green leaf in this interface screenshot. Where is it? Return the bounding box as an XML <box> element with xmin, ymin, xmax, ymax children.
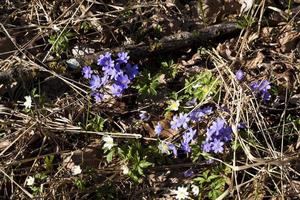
<box><xmin>139</xmin><ymin>160</ymin><xmax>152</xmax><ymax>168</ymax></box>
<box><xmin>106</xmin><ymin>149</ymin><xmax>115</xmax><ymax>163</ymax></box>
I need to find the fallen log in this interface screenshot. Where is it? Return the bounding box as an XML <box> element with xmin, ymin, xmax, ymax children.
<box><xmin>0</xmin><ymin>22</ymin><xmax>240</xmax><ymax>86</ymax></box>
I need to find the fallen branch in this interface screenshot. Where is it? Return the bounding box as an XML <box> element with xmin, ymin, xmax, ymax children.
<box><xmin>0</xmin><ymin>22</ymin><xmax>240</xmax><ymax>86</ymax></box>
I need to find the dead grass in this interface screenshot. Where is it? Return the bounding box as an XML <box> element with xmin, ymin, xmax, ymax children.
<box><xmin>1</xmin><ymin>0</ymin><xmax>300</xmax><ymax>199</ymax></box>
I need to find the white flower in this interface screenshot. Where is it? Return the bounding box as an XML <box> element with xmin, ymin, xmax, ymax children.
<box><xmin>121</xmin><ymin>165</ymin><xmax>129</xmax><ymax>175</ymax></box>
<box><xmin>158</xmin><ymin>141</ymin><xmax>170</xmax><ymax>154</ymax></box>
<box><xmin>191</xmin><ymin>185</ymin><xmax>199</xmax><ymax>196</ymax></box>
<box><xmin>239</xmin><ymin>0</ymin><xmax>254</xmax><ymax>14</ymax></box>
<box><xmin>25</xmin><ymin>176</ymin><xmax>35</xmax><ymax>186</ymax></box>
<box><xmin>168</xmin><ymin>100</ymin><xmax>180</xmax><ymax>111</ymax></box>
<box><xmin>23</xmin><ymin>96</ymin><xmax>32</xmax><ymax>109</ymax></box>
<box><xmin>71</xmin><ymin>165</ymin><xmax>82</xmax><ymax>175</ymax></box>
<box><xmin>172</xmin><ymin>186</ymin><xmax>189</xmax><ymax>200</ymax></box>
<box><xmin>102</xmin><ymin>135</ymin><xmax>115</xmax><ymax>150</ymax></box>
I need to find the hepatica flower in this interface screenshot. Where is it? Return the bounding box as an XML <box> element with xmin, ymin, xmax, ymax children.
<box><xmin>89</xmin><ymin>75</ymin><xmax>102</xmax><ymax>91</ymax></box>
<box><xmin>189</xmin><ymin>106</ymin><xmax>213</xmax><ymax>122</ymax></box>
<box><xmin>202</xmin><ymin>117</ymin><xmax>233</xmax><ymax>154</ymax></box>
<box><xmin>116</xmin><ymin>52</ymin><xmax>129</xmax><ymax>64</ymax></box>
<box><xmin>250</xmin><ymin>80</ymin><xmax>271</xmax><ymax>102</ymax></box>
<box><xmin>211</xmin><ymin>138</ymin><xmax>224</xmax><ymax>153</ymax></box>
<box><xmin>82</xmin><ymin>51</ymin><xmax>139</xmax><ymax>102</ymax></box>
<box><xmin>98</xmin><ymin>52</ymin><xmax>114</xmax><ymax>68</ymax></box>
<box><xmin>111</xmin><ymin>83</ymin><xmax>124</xmax><ymax>97</ymax></box>
<box><xmin>116</xmin><ymin>74</ymin><xmax>130</xmax><ymax>89</ymax></box>
<box><xmin>92</xmin><ymin>92</ymin><xmax>104</xmax><ymax>103</ymax></box>
<box><xmin>183</xmin><ymin>169</ymin><xmax>194</xmax><ymax>177</ymax></box>
<box><xmin>235</xmin><ymin>69</ymin><xmax>244</xmax><ymax>81</ymax></box>
<box><xmin>170</xmin><ymin>113</ymin><xmax>190</xmax><ymax>130</ymax></box>
<box><xmin>139</xmin><ymin>111</ymin><xmax>150</xmax><ymax>121</ymax></box>
<box><xmin>82</xmin><ymin>66</ymin><xmax>92</xmax><ymax>79</ymax></box>
<box><xmin>154</xmin><ymin>123</ymin><xmax>163</xmax><ymax>136</ymax></box>
<box><xmin>125</xmin><ymin>63</ymin><xmax>139</xmax><ymax>80</ymax></box>
<box><xmin>181</xmin><ymin>128</ymin><xmax>196</xmax><ymax>153</ymax></box>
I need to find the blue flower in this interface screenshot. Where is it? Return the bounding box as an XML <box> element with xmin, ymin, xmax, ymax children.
<box><xmin>168</xmin><ymin>143</ymin><xmax>177</xmax><ymax>157</ymax></box>
<box><xmin>237</xmin><ymin>122</ymin><xmax>246</xmax><ymax>130</ymax></box>
<box><xmin>102</xmin><ymin>63</ymin><xmax>121</xmax><ymax>80</ymax></box>
<box><xmin>202</xmin><ymin>142</ymin><xmax>212</xmax><ymax>153</ymax></box>
<box><xmin>183</xmin><ymin>169</ymin><xmax>194</xmax><ymax>177</ymax></box>
<box><xmin>92</xmin><ymin>92</ymin><xmax>104</xmax><ymax>102</ymax></box>
<box><xmin>116</xmin><ymin>74</ymin><xmax>130</xmax><ymax>89</ymax></box>
<box><xmin>111</xmin><ymin>83</ymin><xmax>124</xmax><ymax>97</ymax></box>
<box><xmin>154</xmin><ymin>123</ymin><xmax>163</xmax><ymax>136</ymax></box>
<box><xmin>170</xmin><ymin>113</ymin><xmax>190</xmax><ymax>130</ymax></box>
<box><xmin>207</xmin><ymin>117</ymin><xmax>225</xmax><ymax>136</ymax></box>
<box><xmin>189</xmin><ymin>106</ymin><xmax>213</xmax><ymax>122</ymax></box>
<box><xmin>139</xmin><ymin>111</ymin><xmax>150</xmax><ymax>121</ymax></box>
<box><xmin>185</xmin><ymin>98</ymin><xmax>197</xmax><ymax>106</ymax></box>
<box><xmin>89</xmin><ymin>75</ymin><xmax>102</xmax><ymax>90</ymax></box>
<box><xmin>182</xmin><ymin>128</ymin><xmax>196</xmax><ymax>144</ymax></box>
<box><xmin>100</xmin><ymin>74</ymin><xmax>109</xmax><ymax>86</ymax></box>
<box><xmin>181</xmin><ymin>141</ymin><xmax>191</xmax><ymax>153</ymax></box>
<box><xmin>116</xmin><ymin>52</ymin><xmax>129</xmax><ymax>64</ymax></box>
<box><xmin>97</xmin><ymin>52</ymin><xmax>114</xmax><ymax>67</ymax></box>
<box><xmin>82</xmin><ymin>66</ymin><xmax>92</xmax><ymax>79</ymax></box>
<box><xmin>211</xmin><ymin>139</ymin><xmax>224</xmax><ymax>153</ymax></box>
<box><xmin>250</xmin><ymin>80</ymin><xmax>271</xmax><ymax>102</ymax></box>
<box><xmin>235</xmin><ymin>69</ymin><xmax>244</xmax><ymax>81</ymax></box>
<box><xmin>125</xmin><ymin>63</ymin><xmax>139</xmax><ymax>80</ymax></box>
<box><xmin>202</xmin><ymin>117</ymin><xmax>232</xmax><ymax>153</ymax></box>
<box><xmin>219</xmin><ymin>126</ymin><xmax>232</xmax><ymax>142</ymax></box>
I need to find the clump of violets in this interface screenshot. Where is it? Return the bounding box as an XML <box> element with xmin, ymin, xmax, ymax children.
<box><xmin>201</xmin><ymin>117</ymin><xmax>232</xmax><ymax>154</ymax></box>
<box><xmin>81</xmin><ymin>52</ymin><xmax>139</xmax><ymax>102</ymax></box>
<box><xmin>250</xmin><ymin>80</ymin><xmax>271</xmax><ymax>102</ymax></box>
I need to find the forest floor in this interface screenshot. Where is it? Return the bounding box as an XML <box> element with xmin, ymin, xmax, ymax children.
<box><xmin>1</xmin><ymin>0</ymin><xmax>300</xmax><ymax>199</ymax></box>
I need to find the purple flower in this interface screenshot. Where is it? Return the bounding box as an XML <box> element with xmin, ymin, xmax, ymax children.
<box><xmin>189</xmin><ymin>106</ymin><xmax>213</xmax><ymax>122</ymax></box>
<box><xmin>82</xmin><ymin>66</ymin><xmax>92</xmax><ymax>79</ymax></box>
<box><xmin>250</xmin><ymin>82</ymin><xmax>259</xmax><ymax>91</ymax></box>
<box><xmin>258</xmin><ymin>80</ymin><xmax>271</xmax><ymax>92</ymax></box>
<box><xmin>235</xmin><ymin>69</ymin><xmax>244</xmax><ymax>81</ymax></box>
<box><xmin>125</xmin><ymin>63</ymin><xmax>139</xmax><ymax>80</ymax></box>
<box><xmin>97</xmin><ymin>52</ymin><xmax>114</xmax><ymax>67</ymax></box>
<box><xmin>170</xmin><ymin>113</ymin><xmax>190</xmax><ymax>130</ymax></box>
<box><xmin>168</xmin><ymin>143</ymin><xmax>177</xmax><ymax>157</ymax></box>
<box><xmin>186</xmin><ymin>98</ymin><xmax>197</xmax><ymax>106</ymax></box>
<box><xmin>139</xmin><ymin>111</ymin><xmax>150</xmax><ymax>121</ymax></box>
<box><xmin>182</xmin><ymin>128</ymin><xmax>196</xmax><ymax>143</ymax></box>
<box><xmin>154</xmin><ymin>123</ymin><xmax>163</xmax><ymax>136</ymax></box>
<box><xmin>250</xmin><ymin>80</ymin><xmax>271</xmax><ymax>102</ymax></box>
<box><xmin>237</xmin><ymin>122</ymin><xmax>246</xmax><ymax>130</ymax></box>
<box><xmin>183</xmin><ymin>169</ymin><xmax>194</xmax><ymax>177</ymax></box>
<box><xmin>116</xmin><ymin>74</ymin><xmax>130</xmax><ymax>89</ymax></box>
<box><xmin>202</xmin><ymin>142</ymin><xmax>212</xmax><ymax>153</ymax></box>
<box><xmin>181</xmin><ymin>141</ymin><xmax>191</xmax><ymax>153</ymax></box>
<box><xmin>89</xmin><ymin>75</ymin><xmax>102</xmax><ymax>90</ymax></box>
<box><xmin>220</xmin><ymin>126</ymin><xmax>232</xmax><ymax>142</ymax></box>
<box><xmin>207</xmin><ymin>118</ymin><xmax>225</xmax><ymax>136</ymax></box>
<box><xmin>211</xmin><ymin>139</ymin><xmax>224</xmax><ymax>153</ymax></box>
<box><xmin>116</xmin><ymin>52</ymin><xmax>129</xmax><ymax>64</ymax></box>
<box><xmin>111</xmin><ymin>83</ymin><xmax>124</xmax><ymax>97</ymax></box>
<box><xmin>100</xmin><ymin>74</ymin><xmax>109</xmax><ymax>86</ymax></box>
<box><xmin>102</xmin><ymin>63</ymin><xmax>121</xmax><ymax>80</ymax></box>
<box><xmin>92</xmin><ymin>92</ymin><xmax>104</xmax><ymax>102</ymax></box>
